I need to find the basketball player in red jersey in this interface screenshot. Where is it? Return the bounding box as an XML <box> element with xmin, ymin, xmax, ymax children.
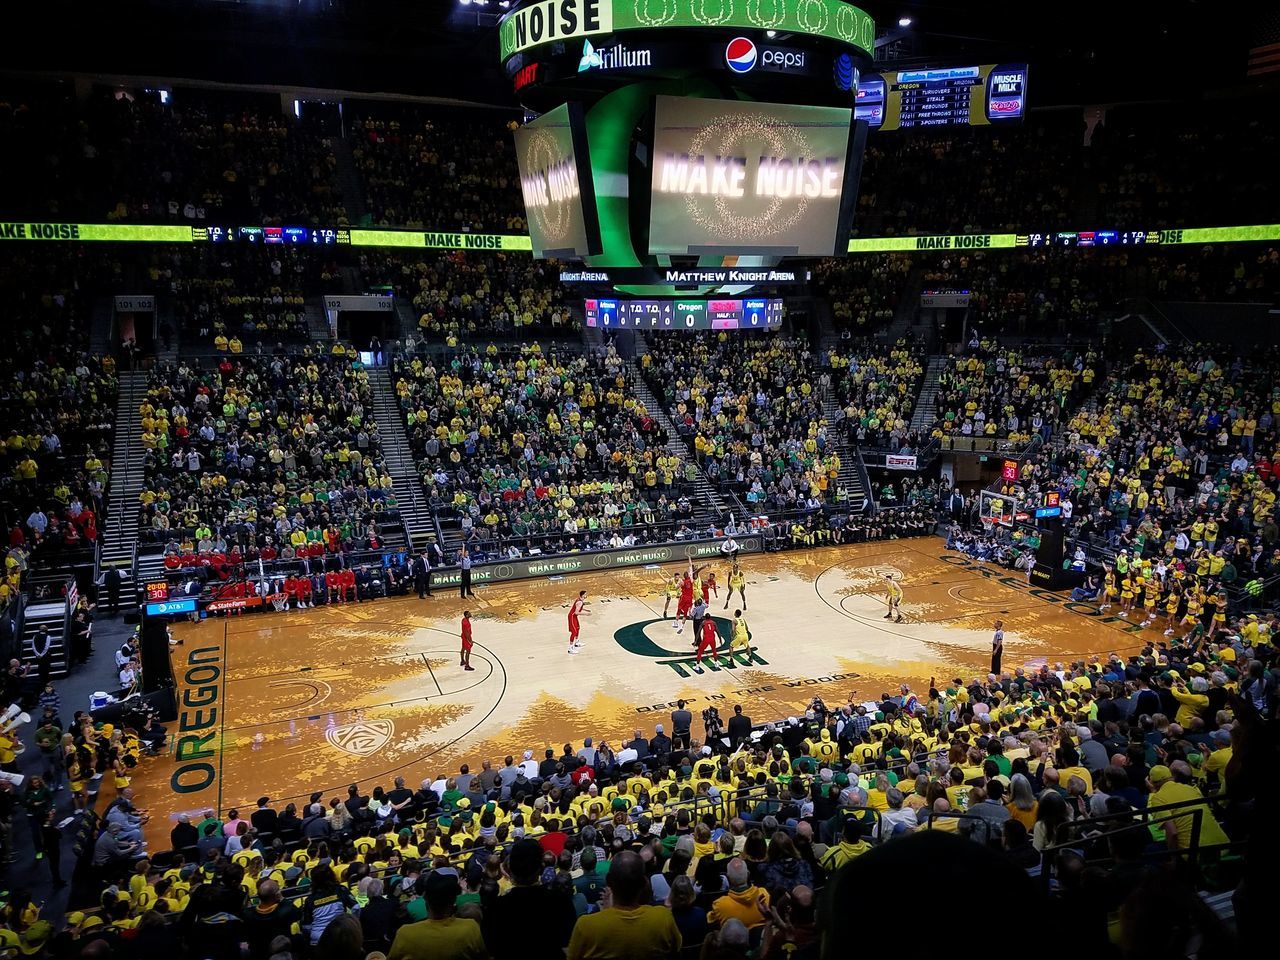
<box><xmin>460</xmin><ymin>610</ymin><xmax>475</xmax><ymax>671</ymax></box>
<box><xmin>567</xmin><ymin>590</ymin><xmax>587</xmax><ymax>654</ymax></box>
<box><xmin>692</xmin><ymin>613</ymin><xmax>720</xmax><ymax>674</ymax></box>
<box><xmin>675</xmin><ymin>560</ymin><xmax>707</xmax><ymax>635</ymax></box>
<box><xmin>702</xmin><ymin>570</ymin><xmax>718</xmax><ymax>601</ymax></box>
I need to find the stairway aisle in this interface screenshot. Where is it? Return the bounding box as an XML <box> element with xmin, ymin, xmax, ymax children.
<box><xmin>626</xmin><ymin>361</ymin><xmax>730</xmax><ymax>527</ymax></box>
<box><xmin>909</xmin><ymin>355</ymin><xmax>950</xmax><ymax>434</ymax></box>
<box><xmin>883</xmin><ymin>264</ymin><xmax>926</xmax><ymax>342</ymax></box>
<box><xmin>818</xmin><ymin>384</ymin><xmax>870</xmax><ymax>512</ymax></box>
<box><xmin>368</xmin><ymin>366</ymin><xmax>435</xmax><ymax>552</ymax></box>
<box><xmin>330</xmin><ymin>136</ymin><xmax>369</xmax><ymax>225</ymax></box>
<box><xmin>98</xmin><ymin>369</ymin><xmax>149</xmax><ymax>615</ymax></box>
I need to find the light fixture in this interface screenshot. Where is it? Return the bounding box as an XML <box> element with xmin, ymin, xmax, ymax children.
<box><xmin>898</xmin><ymin>16</ymin><xmax>913</xmax><ymax>27</ymax></box>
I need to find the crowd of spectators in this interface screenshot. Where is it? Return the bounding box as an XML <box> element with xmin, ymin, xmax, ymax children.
<box><xmin>1089</xmin><ymin>99</ymin><xmax>1279</xmax><ymax>230</ymax></box>
<box><xmin>855</xmin><ymin>117</ymin><xmax>1081</xmax><ymax>236</ymax></box>
<box><xmin>350</xmin><ymin>110</ymin><xmax>524</xmax><ymax>233</ymax></box>
<box><xmin>12</xmin><ymin>620</ymin><xmax>1267</xmax><ymax>958</ymax></box>
<box><xmin>1141</xmin><ymin>245</ymin><xmax>1280</xmax><ymax>304</ymax></box>
<box><xmin>136</xmin><ymin>352</ymin><xmax>396</xmax><ymax>565</ymax></box>
<box><xmin>640</xmin><ymin>334</ymin><xmax>840</xmax><ymax>514</ymax></box>
<box><xmin>811</xmin><ymin>256</ymin><xmax>913</xmax><ymax>330</ymax></box>
<box><xmin>826</xmin><ymin>342</ymin><xmax>924</xmax><ymax>450</ymax></box>
<box><xmin>359</xmin><ymin>251</ymin><xmax>570</xmax><ymax>340</ymax></box>
<box><xmin>929</xmin><ymin>341</ymin><xmax>1100</xmax><ymax>447</ymax></box>
<box><xmin>88</xmin><ymin>90</ymin><xmax>345</xmax><ymax>227</ymax></box>
<box><xmin>922</xmin><ymin>249</ymin><xmax>1131</xmax><ymax>338</ymax></box>
<box><xmin>154</xmin><ymin>247</ymin><xmax>340</xmax><ymax>345</ymax></box>
<box><xmin>393</xmin><ymin>344</ymin><xmax>697</xmax><ymax>556</ymax></box>
<box><xmin>1</xmin><ymin>257</ymin><xmax>116</xmax><ymax>568</ymax></box>
<box><xmin>1001</xmin><ymin>342</ymin><xmax>1280</xmax><ymax>608</ymax></box>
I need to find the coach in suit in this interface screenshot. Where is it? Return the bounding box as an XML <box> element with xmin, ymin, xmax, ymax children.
<box><xmin>727</xmin><ymin>705</ymin><xmax>753</xmax><ymax>747</ymax></box>
<box><xmin>415</xmin><ymin>551</ymin><xmax>432</xmax><ymax>599</ymax></box>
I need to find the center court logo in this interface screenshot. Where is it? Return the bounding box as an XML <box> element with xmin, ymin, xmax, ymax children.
<box><xmin>326</xmin><ymin>718</ymin><xmax>394</xmax><ymax>757</ymax></box>
<box><xmin>725</xmin><ymin>37</ymin><xmax>757</xmax><ymax>73</ymax></box>
<box><xmin>614</xmin><ymin>616</ymin><xmax>768</xmax><ymax>678</ymax></box>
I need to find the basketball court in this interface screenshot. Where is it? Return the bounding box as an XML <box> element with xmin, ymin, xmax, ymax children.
<box><xmin>133</xmin><ymin>537</ymin><xmax>1142</xmax><ymax>833</ymax></box>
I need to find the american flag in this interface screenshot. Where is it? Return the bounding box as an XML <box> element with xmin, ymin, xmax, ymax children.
<box><xmin>1249</xmin><ymin>12</ymin><xmax>1280</xmax><ymax>76</ymax></box>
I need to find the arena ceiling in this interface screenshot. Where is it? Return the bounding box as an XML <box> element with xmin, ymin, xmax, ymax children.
<box><xmin>3</xmin><ymin>0</ymin><xmax>1264</xmax><ymax>107</ymax></box>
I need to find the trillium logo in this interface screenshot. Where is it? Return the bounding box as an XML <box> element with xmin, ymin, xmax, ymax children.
<box><xmin>725</xmin><ymin>37</ymin><xmax>757</xmax><ymax>73</ymax></box>
<box><xmin>578</xmin><ymin>40</ymin><xmax>604</xmax><ymax>72</ymax></box>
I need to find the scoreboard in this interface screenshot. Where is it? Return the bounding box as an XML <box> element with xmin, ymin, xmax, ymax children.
<box><xmin>584</xmin><ymin>298</ymin><xmax>784</xmax><ymax>330</ymax></box>
<box><xmin>857</xmin><ymin>63</ymin><xmax>1028</xmax><ymax>131</ymax></box>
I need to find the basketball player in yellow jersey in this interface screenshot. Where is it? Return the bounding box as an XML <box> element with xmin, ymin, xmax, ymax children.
<box><xmin>662</xmin><ymin>574</ymin><xmax>682</xmax><ymax>619</ymax></box>
<box><xmin>725</xmin><ymin>609</ymin><xmax>751</xmax><ymax>667</ymax></box>
<box><xmin>724</xmin><ymin>559</ymin><xmax>747</xmax><ymax>610</ymax></box>
<box><xmin>884</xmin><ymin>574</ymin><xmax>904</xmax><ymax>623</ymax></box>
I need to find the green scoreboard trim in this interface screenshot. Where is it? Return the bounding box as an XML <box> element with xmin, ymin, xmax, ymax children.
<box><xmin>498</xmin><ymin>0</ymin><xmax>876</xmax><ymax>62</ymax></box>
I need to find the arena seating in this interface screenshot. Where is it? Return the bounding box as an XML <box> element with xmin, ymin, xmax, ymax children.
<box><xmin>350</xmin><ymin>109</ymin><xmax>525</xmax><ymax>232</ymax></box>
<box><xmin>812</xmin><ymin>255</ymin><xmax>913</xmax><ymax>330</ymax></box>
<box><xmin>47</xmin><ymin>620</ymin><xmax>1254</xmax><ymax>959</ymax></box>
<box><xmin>0</xmin><ymin>253</ymin><xmax>117</xmax><ymax>568</ymax></box>
<box><xmin>137</xmin><ymin>352</ymin><xmax>397</xmax><ymax>565</ymax></box>
<box><xmin>358</xmin><ymin>250</ymin><xmax>571</xmax><ymax>339</ymax></box>
<box><xmin>163</xmin><ymin>247</ymin><xmax>326</xmax><ymax>346</ymax></box>
<box><xmin>639</xmin><ymin>334</ymin><xmax>840</xmax><ymax>513</ymax></box>
<box><xmin>827</xmin><ymin>342</ymin><xmax>925</xmax><ymax>450</ymax></box>
<box><xmin>929</xmin><ymin>343</ymin><xmax>1101</xmax><ymax>446</ymax></box>
<box><xmin>3</xmin><ymin>79</ymin><xmax>1278</xmax><ymax>960</ymax></box>
<box><xmin>392</xmin><ymin>344</ymin><xmax>696</xmax><ymax>556</ymax></box>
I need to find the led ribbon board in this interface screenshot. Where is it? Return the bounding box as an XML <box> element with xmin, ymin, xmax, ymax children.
<box><xmin>0</xmin><ymin>222</ymin><xmax>194</xmax><ymax>242</ymax></box>
<box><xmin>4</xmin><ymin>222</ymin><xmax>1280</xmax><ymax>252</ymax></box>
<box><xmin>498</xmin><ymin>0</ymin><xmax>876</xmax><ymax>62</ymax></box>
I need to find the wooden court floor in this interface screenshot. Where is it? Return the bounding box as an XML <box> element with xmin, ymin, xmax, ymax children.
<box><xmin>134</xmin><ymin>538</ymin><xmax>1145</xmax><ymax>834</ymax></box>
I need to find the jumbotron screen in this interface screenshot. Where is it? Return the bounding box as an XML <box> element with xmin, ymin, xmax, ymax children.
<box><xmin>514</xmin><ymin>102</ymin><xmax>601</xmax><ymax>259</ymax></box>
<box><xmin>648</xmin><ymin>96</ymin><xmax>859</xmax><ymax>257</ymax></box>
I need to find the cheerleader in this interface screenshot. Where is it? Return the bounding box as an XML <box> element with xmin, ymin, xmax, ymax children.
<box><xmin>1100</xmin><ymin>567</ymin><xmax>1118</xmax><ymax>612</ymax></box>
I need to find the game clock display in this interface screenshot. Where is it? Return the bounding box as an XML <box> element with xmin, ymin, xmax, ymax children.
<box><xmin>584</xmin><ymin>298</ymin><xmax>783</xmax><ymax>330</ymax></box>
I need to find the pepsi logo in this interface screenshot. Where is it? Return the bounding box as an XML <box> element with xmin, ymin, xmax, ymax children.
<box><xmin>990</xmin><ymin>98</ymin><xmax>1022</xmax><ymax>114</ymax></box>
<box><xmin>725</xmin><ymin>37</ymin><xmax>757</xmax><ymax>74</ymax></box>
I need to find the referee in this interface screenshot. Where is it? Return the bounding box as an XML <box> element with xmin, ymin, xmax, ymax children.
<box><xmin>459</xmin><ymin>545</ymin><xmax>476</xmax><ymax>599</ymax></box>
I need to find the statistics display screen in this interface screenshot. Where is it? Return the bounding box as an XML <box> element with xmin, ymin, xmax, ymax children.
<box><xmin>856</xmin><ymin>63</ymin><xmax>1028</xmax><ymax>130</ymax></box>
<box><xmin>514</xmin><ymin>102</ymin><xmax>601</xmax><ymax>259</ymax></box>
<box><xmin>648</xmin><ymin>96</ymin><xmax>857</xmax><ymax>257</ymax></box>
<box><xmin>585</xmin><ymin>298</ymin><xmax>783</xmax><ymax>330</ymax></box>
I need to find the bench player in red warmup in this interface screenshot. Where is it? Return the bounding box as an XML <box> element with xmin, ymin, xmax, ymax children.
<box><xmin>567</xmin><ymin>589</ymin><xmax>588</xmax><ymax>654</ymax></box>
<box><xmin>693</xmin><ymin>612</ymin><xmax>720</xmax><ymax>673</ymax></box>
<box><xmin>460</xmin><ymin>610</ymin><xmax>475</xmax><ymax>671</ymax></box>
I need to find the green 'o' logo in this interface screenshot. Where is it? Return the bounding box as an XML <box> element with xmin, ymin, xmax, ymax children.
<box><xmin>613</xmin><ymin>617</ymin><xmax>768</xmax><ymax>678</ymax></box>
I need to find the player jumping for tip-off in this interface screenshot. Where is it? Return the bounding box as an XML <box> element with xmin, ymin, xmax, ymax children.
<box><xmin>724</xmin><ymin>558</ymin><xmax>746</xmax><ymax>610</ymax></box>
<box><xmin>567</xmin><ymin>589</ymin><xmax>588</xmax><ymax>654</ymax></box>
<box><xmin>884</xmin><ymin>573</ymin><xmax>904</xmax><ymax>623</ymax></box>
<box><xmin>663</xmin><ymin>574</ymin><xmax>682</xmax><ymax>619</ymax></box>
<box><xmin>675</xmin><ymin>559</ymin><xmax>707</xmax><ymax>634</ymax></box>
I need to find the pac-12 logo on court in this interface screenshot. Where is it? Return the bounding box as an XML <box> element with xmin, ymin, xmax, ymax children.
<box><xmin>613</xmin><ymin>617</ymin><xmax>768</xmax><ymax>678</ymax></box>
<box><xmin>326</xmin><ymin>718</ymin><xmax>394</xmax><ymax>757</ymax></box>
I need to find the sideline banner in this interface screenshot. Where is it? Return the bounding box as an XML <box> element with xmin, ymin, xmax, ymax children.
<box><xmin>427</xmin><ymin>536</ymin><xmax>761</xmax><ymax>590</ymax></box>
